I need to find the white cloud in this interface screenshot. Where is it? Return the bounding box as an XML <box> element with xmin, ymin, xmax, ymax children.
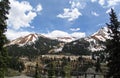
<box><xmin>57</xmin><ymin>1</ymin><xmax>84</xmax><ymax>21</ymax></box>
<box><xmin>57</xmin><ymin>8</ymin><xmax>81</xmax><ymax>21</ymax></box>
<box><xmin>71</xmin><ymin>1</ymin><xmax>80</xmax><ymax>8</ymax></box>
<box><xmin>71</xmin><ymin>32</ymin><xmax>85</xmax><ymax>39</ymax></box>
<box><xmin>91</xmin><ymin>0</ymin><xmax>105</xmax><ymax>5</ymax></box>
<box><xmin>106</xmin><ymin>7</ymin><xmax>114</xmax><ymax>14</ymax></box>
<box><xmin>106</xmin><ymin>8</ymin><xmax>111</xmax><ymax>14</ymax></box>
<box><xmin>91</xmin><ymin>11</ymin><xmax>99</xmax><ymax>16</ymax></box>
<box><xmin>43</xmin><ymin>30</ymin><xmax>70</xmax><ymax>38</ymax></box>
<box><xmin>107</xmin><ymin>0</ymin><xmax>120</xmax><ymax>7</ymax></box>
<box><xmin>42</xmin><ymin>30</ymin><xmax>85</xmax><ymax>39</ymax></box>
<box><xmin>97</xmin><ymin>23</ymin><xmax>105</xmax><ymax>27</ymax></box>
<box><xmin>91</xmin><ymin>0</ymin><xmax>97</xmax><ymax>2</ymax></box>
<box><xmin>70</xmin><ymin>28</ymin><xmax>80</xmax><ymax>31</ymax></box>
<box><xmin>6</xmin><ymin>29</ymin><xmax>85</xmax><ymax>40</ymax></box>
<box><xmin>5</xmin><ymin>29</ymin><xmax>33</xmax><ymax>40</ymax></box>
<box><xmin>36</xmin><ymin>4</ymin><xmax>42</xmax><ymax>12</ymax></box>
<box><xmin>7</xmin><ymin>0</ymin><xmax>42</xmax><ymax>30</ymax></box>
<box><xmin>92</xmin><ymin>0</ymin><xmax>120</xmax><ymax>8</ymax></box>
<box><xmin>99</xmin><ymin>0</ymin><xmax>105</xmax><ymax>6</ymax></box>
<box><xmin>70</xmin><ymin>1</ymin><xmax>86</xmax><ymax>9</ymax></box>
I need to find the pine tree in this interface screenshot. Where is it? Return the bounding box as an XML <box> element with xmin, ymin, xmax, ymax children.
<box><xmin>35</xmin><ymin>62</ymin><xmax>39</xmax><ymax>78</ymax></box>
<box><xmin>64</xmin><ymin>62</ymin><xmax>71</xmax><ymax>78</ymax></box>
<box><xmin>0</xmin><ymin>0</ymin><xmax>10</xmax><ymax>77</ymax></box>
<box><xmin>95</xmin><ymin>58</ymin><xmax>102</xmax><ymax>72</ymax></box>
<box><xmin>106</xmin><ymin>9</ymin><xmax>120</xmax><ymax>78</ymax></box>
<box><xmin>48</xmin><ymin>62</ymin><xmax>55</xmax><ymax>78</ymax></box>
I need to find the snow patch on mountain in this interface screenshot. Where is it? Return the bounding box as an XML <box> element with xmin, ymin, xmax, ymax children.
<box><xmin>7</xmin><ymin>26</ymin><xmax>110</xmax><ymax>53</ymax></box>
<box><xmin>55</xmin><ymin>37</ymin><xmax>77</xmax><ymax>42</ymax></box>
<box><xmin>8</xmin><ymin>33</ymin><xmax>39</xmax><ymax>46</ymax></box>
<box><xmin>48</xmin><ymin>43</ymin><xmax>65</xmax><ymax>53</ymax></box>
<box><xmin>86</xmin><ymin>27</ymin><xmax>109</xmax><ymax>52</ymax></box>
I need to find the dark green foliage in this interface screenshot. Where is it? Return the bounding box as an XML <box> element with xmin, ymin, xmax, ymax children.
<box><xmin>92</xmin><ymin>50</ymin><xmax>106</xmax><ymax>62</ymax></box>
<box><xmin>78</xmin><ymin>56</ymin><xmax>83</xmax><ymax>62</ymax></box>
<box><xmin>95</xmin><ymin>58</ymin><xmax>102</xmax><ymax>72</ymax></box>
<box><xmin>62</xmin><ymin>38</ymin><xmax>91</xmax><ymax>55</ymax></box>
<box><xmin>106</xmin><ymin>9</ymin><xmax>120</xmax><ymax>78</ymax></box>
<box><xmin>47</xmin><ymin>62</ymin><xmax>55</xmax><ymax>78</ymax></box>
<box><xmin>7</xmin><ymin>37</ymin><xmax>61</xmax><ymax>59</ymax></box>
<box><xmin>8</xmin><ymin>57</ymin><xmax>25</xmax><ymax>72</ymax></box>
<box><xmin>34</xmin><ymin>62</ymin><xmax>39</xmax><ymax>78</ymax></box>
<box><xmin>0</xmin><ymin>0</ymin><xmax>10</xmax><ymax>77</ymax></box>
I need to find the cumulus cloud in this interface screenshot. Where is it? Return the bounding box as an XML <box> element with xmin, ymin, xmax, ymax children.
<box><xmin>43</xmin><ymin>30</ymin><xmax>70</xmax><ymax>38</ymax></box>
<box><xmin>91</xmin><ymin>0</ymin><xmax>120</xmax><ymax>8</ymax></box>
<box><xmin>42</xmin><ymin>30</ymin><xmax>85</xmax><ymax>39</ymax></box>
<box><xmin>99</xmin><ymin>0</ymin><xmax>105</xmax><ymax>6</ymax></box>
<box><xmin>6</xmin><ymin>29</ymin><xmax>85</xmax><ymax>40</ymax></box>
<box><xmin>57</xmin><ymin>1</ymin><xmax>84</xmax><ymax>21</ymax></box>
<box><xmin>70</xmin><ymin>28</ymin><xmax>80</xmax><ymax>31</ymax></box>
<box><xmin>5</xmin><ymin>29</ymin><xmax>33</xmax><ymax>40</ymax></box>
<box><xmin>57</xmin><ymin>8</ymin><xmax>81</xmax><ymax>21</ymax></box>
<box><xmin>36</xmin><ymin>4</ymin><xmax>42</xmax><ymax>12</ymax></box>
<box><xmin>7</xmin><ymin>0</ymin><xmax>42</xmax><ymax>30</ymax></box>
<box><xmin>91</xmin><ymin>11</ymin><xmax>99</xmax><ymax>16</ymax></box>
<box><xmin>107</xmin><ymin>0</ymin><xmax>120</xmax><ymax>7</ymax></box>
<box><xmin>69</xmin><ymin>1</ymin><xmax>86</xmax><ymax>9</ymax></box>
<box><xmin>91</xmin><ymin>0</ymin><xmax>105</xmax><ymax>6</ymax></box>
<box><xmin>6</xmin><ymin>0</ymin><xmax>42</xmax><ymax>40</ymax></box>
<box><xmin>71</xmin><ymin>32</ymin><xmax>85</xmax><ymax>39</ymax></box>
<box><xmin>91</xmin><ymin>0</ymin><xmax>97</xmax><ymax>2</ymax></box>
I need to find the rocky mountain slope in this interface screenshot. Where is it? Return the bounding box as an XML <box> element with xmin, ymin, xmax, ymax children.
<box><xmin>85</xmin><ymin>27</ymin><xmax>109</xmax><ymax>51</ymax></box>
<box><xmin>7</xmin><ymin>33</ymin><xmax>39</xmax><ymax>46</ymax></box>
<box><xmin>62</xmin><ymin>27</ymin><xmax>109</xmax><ymax>55</ymax></box>
<box><xmin>6</xmin><ymin>34</ymin><xmax>64</xmax><ymax>58</ymax></box>
<box><xmin>6</xmin><ymin>27</ymin><xmax>109</xmax><ymax>57</ymax></box>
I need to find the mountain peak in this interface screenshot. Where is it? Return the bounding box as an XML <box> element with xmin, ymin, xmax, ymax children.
<box><xmin>91</xmin><ymin>27</ymin><xmax>109</xmax><ymax>42</ymax></box>
<box><xmin>86</xmin><ymin>27</ymin><xmax>109</xmax><ymax>52</ymax></box>
<box><xmin>7</xmin><ymin>26</ymin><xmax>110</xmax><ymax>52</ymax></box>
<box><xmin>8</xmin><ymin>33</ymin><xmax>39</xmax><ymax>46</ymax></box>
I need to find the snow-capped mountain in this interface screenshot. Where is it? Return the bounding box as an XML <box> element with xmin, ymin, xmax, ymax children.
<box><xmin>8</xmin><ymin>33</ymin><xmax>39</xmax><ymax>46</ymax></box>
<box><xmin>6</xmin><ymin>26</ymin><xmax>110</xmax><ymax>56</ymax></box>
<box><xmin>7</xmin><ymin>33</ymin><xmax>48</xmax><ymax>46</ymax></box>
<box><xmin>86</xmin><ymin>27</ymin><xmax>109</xmax><ymax>52</ymax></box>
<box><xmin>7</xmin><ymin>33</ymin><xmax>76</xmax><ymax>46</ymax></box>
<box><xmin>54</xmin><ymin>37</ymin><xmax>77</xmax><ymax>42</ymax></box>
<box><xmin>6</xmin><ymin>34</ymin><xmax>63</xmax><ymax>57</ymax></box>
<box><xmin>62</xmin><ymin>27</ymin><xmax>110</xmax><ymax>53</ymax></box>
<box><xmin>90</xmin><ymin>27</ymin><xmax>109</xmax><ymax>41</ymax></box>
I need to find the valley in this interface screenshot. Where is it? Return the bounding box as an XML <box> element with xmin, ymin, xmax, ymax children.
<box><xmin>5</xmin><ymin>27</ymin><xmax>109</xmax><ymax>78</ymax></box>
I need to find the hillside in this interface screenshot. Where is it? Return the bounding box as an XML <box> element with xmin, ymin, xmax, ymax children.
<box><xmin>62</xmin><ymin>27</ymin><xmax>109</xmax><ymax>55</ymax></box>
<box><xmin>6</xmin><ymin>34</ymin><xmax>64</xmax><ymax>58</ymax></box>
<box><xmin>86</xmin><ymin>27</ymin><xmax>109</xmax><ymax>52</ymax></box>
<box><xmin>6</xmin><ymin>27</ymin><xmax>109</xmax><ymax>58</ymax></box>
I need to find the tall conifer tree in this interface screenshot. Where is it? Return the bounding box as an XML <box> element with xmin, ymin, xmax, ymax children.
<box><xmin>106</xmin><ymin>9</ymin><xmax>120</xmax><ymax>78</ymax></box>
<box><xmin>0</xmin><ymin>0</ymin><xmax>10</xmax><ymax>77</ymax></box>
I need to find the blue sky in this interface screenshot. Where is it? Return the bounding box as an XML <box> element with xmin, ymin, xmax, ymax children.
<box><xmin>5</xmin><ymin>0</ymin><xmax>120</xmax><ymax>40</ymax></box>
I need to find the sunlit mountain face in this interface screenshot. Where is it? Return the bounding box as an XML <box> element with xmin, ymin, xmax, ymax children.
<box><xmin>6</xmin><ymin>27</ymin><xmax>110</xmax><ymax>57</ymax></box>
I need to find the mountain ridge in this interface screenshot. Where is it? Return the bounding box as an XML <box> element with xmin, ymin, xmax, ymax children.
<box><xmin>6</xmin><ymin>27</ymin><xmax>109</xmax><ymax>55</ymax></box>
